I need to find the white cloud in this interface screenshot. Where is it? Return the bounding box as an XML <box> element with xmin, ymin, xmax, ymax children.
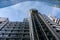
<box><xmin>0</xmin><ymin>1</ymin><xmax>60</xmax><ymax>21</ymax></box>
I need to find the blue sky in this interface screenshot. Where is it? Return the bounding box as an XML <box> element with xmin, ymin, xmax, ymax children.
<box><xmin>0</xmin><ymin>1</ymin><xmax>60</xmax><ymax>21</ymax></box>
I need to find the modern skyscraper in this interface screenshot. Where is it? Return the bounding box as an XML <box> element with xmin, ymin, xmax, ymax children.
<box><xmin>29</xmin><ymin>9</ymin><xmax>60</xmax><ymax>40</ymax></box>
<box><xmin>0</xmin><ymin>18</ymin><xmax>30</xmax><ymax>40</ymax></box>
<box><xmin>0</xmin><ymin>9</ymin><xmax>60</xmax><ymax>40</ymax></box>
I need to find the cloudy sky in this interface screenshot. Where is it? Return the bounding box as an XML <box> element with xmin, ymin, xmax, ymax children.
<box><xmin>0</xmin><ymin>1</ymin><xmax>60</xmax><ymax>21</ymax></box>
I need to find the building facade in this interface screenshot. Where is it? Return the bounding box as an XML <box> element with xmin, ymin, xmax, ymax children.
<box><xmin>0</xmin><ymin>18</ymin><xmax>30</xmax><ymax>40</ymax></box>
<box><xmin>29</xmin><ymin>9</ymin><xmax>60</xmax><ymax>40</ymax></box>
<box><xmin>48</xmin><ymin>16</ymin><xmax>60</xmax><ymax>25</ymax></box>
<box><xmin>0</xmin><ymin>9</ymin><xmax>60</xmax><ymax>40</ymax></box>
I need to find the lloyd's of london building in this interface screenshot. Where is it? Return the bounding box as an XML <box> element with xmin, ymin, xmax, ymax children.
<box><xmin>0</xmin><ymin>9</ymin><xmax>60</xmax><ymax>40</ymax></box>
